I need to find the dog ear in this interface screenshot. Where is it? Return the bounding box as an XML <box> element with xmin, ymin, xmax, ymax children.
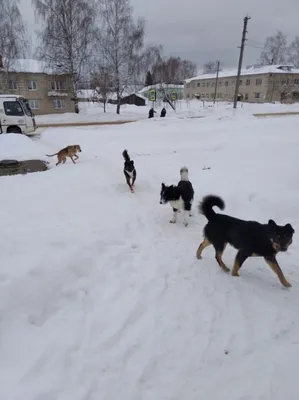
<box><xmin>161</xmin><ymin>182</ymin><xmax>165</xmax><ymax>189</ymax></box>
<box><xmin>285</xmin><ymin>223</ymin><xmax>295</xmax><ymax>234</ymax></box>
<box><xmin>268</xmin><ymin>219</ymin><xmax>277</xmax><ymax>229</ymax></box>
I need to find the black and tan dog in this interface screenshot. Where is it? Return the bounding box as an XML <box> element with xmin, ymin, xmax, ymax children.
<box><xmin>122</xmin><ymin>149</ymin><xmax>136</xmax><ymax>193</ymax></box>
<box><xmin>46</xmin><ymin>145</ymin><xmax>82</xmax><ymax>166</ymax></box>
<box><xmin>196</xmin><ymin>195</ymin><xmax>295</xmax><ymax>288</ymax></box>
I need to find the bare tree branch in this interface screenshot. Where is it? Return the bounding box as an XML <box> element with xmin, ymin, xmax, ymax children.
<box><xmin>96</xmin><ymin>0</ymin><xmax>145</xmax><ymax>114</ymax></box>
<box><xmin>32</xmin><ymin>0</ymin><xmax>97</xmax><ymax>113</ymax></box>
<box><xmin>260</xmin><ymin>30</ymin><xmax>288</xmax><ymax>65</ymax></box>
<box><xmin>0</xmin><ymin>0</ymin><xmax>28</xmax><ymax>91</ymax></box>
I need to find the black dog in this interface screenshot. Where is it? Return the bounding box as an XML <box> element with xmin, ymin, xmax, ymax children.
<box><xmin>196</xmin><ymin>195</ymin><xmax>295</xmax><ymax>288</ymax></box>
<box><xmin>160</xmin><ymin>167</ymin><xmax>194</xmax><ymax>226</ymax></box>
<box><xmin>122</xmin><ymin>149</ymin><xmax>136</xmax><ymax>193</ymax></box>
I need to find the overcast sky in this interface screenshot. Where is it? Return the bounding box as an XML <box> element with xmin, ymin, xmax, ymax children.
<box><xmin>20</xmin><ymin>0</ymin><xmax>299</xmax><ymax>71</ymax></box>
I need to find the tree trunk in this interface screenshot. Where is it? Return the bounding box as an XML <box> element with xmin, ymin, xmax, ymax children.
<box><xmin>103</xmin><ymin>100</ymin><xmax>106</xmax><ymax>113</ymax></box>
<box><xmin>116</xmin><ymin>98</ymin><xmax>121</xmax><ymax>114</ymax></box>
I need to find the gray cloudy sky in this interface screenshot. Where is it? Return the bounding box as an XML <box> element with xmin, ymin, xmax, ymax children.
<box><xmin>20</xmin><ymin>0</ymin><xmax>299</xmax><ymax>70</ymax></box>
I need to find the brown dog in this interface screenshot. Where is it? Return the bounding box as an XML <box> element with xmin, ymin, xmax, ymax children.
<box><xmin>46</xmin><ymin>145</ymin><xmax>82</xmax><ymax>166</ymax></box>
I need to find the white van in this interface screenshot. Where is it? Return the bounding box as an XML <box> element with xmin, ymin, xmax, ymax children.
<box><xmin>0</xmin><ymin>95</ymin><xmax>37</xmax><ymax>135</ymax></box>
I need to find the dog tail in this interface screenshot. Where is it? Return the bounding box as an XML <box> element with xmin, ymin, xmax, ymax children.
<box><xmin>198</xmin><ymin>195</ymin><xmax>225</xmax><ymax>220</ymax></box>
<box><xmin>122</xmin><ymin>149</ymin><xmax>131</xmax><ymax>162</ymax></box>
<box><xmin>46</xmin><ymin>153</ymin><xmax>58</xmax><ymax>157</ymax></box>
<box><xmin>180</xmin><ymin>166</ymin><xmax>189</xmax><ymax>181</ymax></box>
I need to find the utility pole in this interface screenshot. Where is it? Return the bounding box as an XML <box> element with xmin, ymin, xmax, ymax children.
<box><xmin>213</xmin><ymin>60</ymin><xmax>220</xmax><ymax>105</ymax></box>
<box><xmin>233</xmin><ymin>15</ymin><xmax>251</xmax><ymax>109</ymax></box>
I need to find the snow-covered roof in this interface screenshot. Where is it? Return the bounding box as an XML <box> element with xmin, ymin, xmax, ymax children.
<box><xmin>185</xmin><ymin>64</ymin><xmax>299</xmax><ymax>83</ymax></box>
<box><xmin>139</xmin><ymin>83</ymin><xmax>184</xmax><ymax>93</ymax></box>
<box><xmin>9</xmin><ymin>58</ymin><xmax>68</xmax><ymax>75</ymax></box>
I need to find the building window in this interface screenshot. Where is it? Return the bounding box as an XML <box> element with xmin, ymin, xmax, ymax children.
<box><xmin>29</xmin><ymin>100</ymin><xmax>40</xmax><ymax>110</ymax></box>
<box><xmin>212</xmin><ymin>82</ymin><xmax>215</xmax><ymax>87</ymax></box>
<box><xmin>206</xmin><ymin>93</ymin><xmax>209</xmax><ymax>98</ymax></box>
<box><xmin>225</xmin><ymin>81</ymin><xmax>228</xmax><ymax>86</ymax></box>
<box><xmin>294</xmin><ymin>79</ymin><xmax>299</xmax><ymax>85</ymax></box>
<box><xmin>197</xmin><ymin>82</ymin><xmax>200</xmax><ymax>87</ymax></box>
<box><xmin>218</xmin><ymin>93</ymin><xmax>222</xmax><ymax>98</ymax></box>
<box><xmin>239</xmin><ymin>79</ymin><xmax>243</xmax><ymax>86</ymax></box>
<box><xmin>254</xmin><ymin>92</ymin><xmax>261</xmax><ymax>99</ymax></box>
<box><xmin>256</xmin><ymin>78</ymin><xmax>262</xmax><ymax>85</ymax></box>
<box><xmin>246</xmin><ymin>79</ymin><xmax>250</xmax><ymax>86</ymax></box>
<box><xmin>245</xmin><ymin>93</ymin><xmax>248</xmax><ymax>100</ymax></box>
<box><xmin>202</xmin><ymin>82</ymin><xmax>205</xmax><ymax>87</ymax></box>
<box><xmin>53</xmin><ymin>99</ymin><xmax>66</xmax><ymax>109</ymax></box>
<box><xmin>28</xmin><ymin>81</ymin><xmax>37</xmax><ymax>91</ymax></box>
<box><xmin>207</xmin><ymin>82</ymin><xmax>210</xmax><ymax>88</ymax></box>
<box><xmin>218</xmin><ymin>81</ymin><xmax>223</xmax><ymax>87</ymax></box>
<box><xmin>8</xmin><ymin>80</ymin><xmax>18</xmax><ymax>90</ymax></box>
<box><xmin>232</xmin><ymin>80</ymin><xmax>235</xmax><ymax>86</ymax></box>
<box><xmin>50</xmin><ymin>81</ymin><xmax>66</xmax><ymax>91</ymax></box>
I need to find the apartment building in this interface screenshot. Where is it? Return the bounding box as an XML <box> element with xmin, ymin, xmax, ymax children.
<box><xmin>1</xmin><ymin>59</ymin><xmax>75</xmax><ymax>115</ymax></box>
<box><xmin>184</xmin><ymin>64</ymin><xmax>299</xmax><ymax>103</ymax></box>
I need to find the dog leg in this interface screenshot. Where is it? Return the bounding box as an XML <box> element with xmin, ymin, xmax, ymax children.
<box><xmin>70</xmin><ymin>155</ymin><xmax>76</xmax><ymax>164</ymax></box>
<box><xmin>182</xmin><ymin>210</ymin><xmax>189</xmax><ymax>226</ymax></box>
<box><xmin>196</xmin><ymin>237</ymin><xmax>211</xmax><ymax>259</ymax></box>
<box><xmin>215</xmin><ymin>243</ymin><xmax>230</xmax><ymax>272</ymax></box>
<box><xmin>232</xmin><ymin>250</ymin><xmax>249</xmax><ymax>277</ymax></box>
<box><xmin>132</xmin><ymin>172</ymin><xmax>136</xmax><ymax>187</ymax></box>
<box><xmin>264</xmin><ymin>256</ymin><xmax>292</xmax><ymax>288</ymax></box>
<box><xmin>170</xmin><ymin>208</ymin><xmax>178</xmax><ymax>223</ymax></box>
<box><xmin>74</xmin><ymin>154</ymin><xmax>79</xmax><ymax>160</ymax></box>
<box><xmin>125</xmin><ymin>175</ymin><xmax>133</xmax><ymax>192</ymax></box>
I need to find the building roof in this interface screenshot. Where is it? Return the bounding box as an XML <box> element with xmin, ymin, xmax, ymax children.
<box><xmin>185</xmin><ymin>64</ymin><xmax>299</xmax><ymax>83</ymax></box>
<box><xmin>9</xmin><ymin>58</ymin><xmax>68</xmax><ymax>75</ymax></box>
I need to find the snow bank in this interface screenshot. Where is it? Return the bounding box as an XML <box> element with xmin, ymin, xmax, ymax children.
<box><xmin>0</xmin><ymin>134</ymin><xmax>48</xmax><ymax>161</ymax></box>
<box><xmin>1</xmin><ymin>115</ymin><xmax>299</xmax><ymax>399</ymax></box>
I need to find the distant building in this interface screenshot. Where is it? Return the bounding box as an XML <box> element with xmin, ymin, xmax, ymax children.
<box><xmin>184</xmin><ymin>64</ymin><xmax>299</xmax><ymax>103</ymax></box>
<box><xmin>0</xmin><ymin>59</ymin><xmax>75</xmax><ymax>114</ymax></box>
<box><xmin>139</xmin><ymin>83</ymin><xmax>184</xmax><ymax>101</ymax></box>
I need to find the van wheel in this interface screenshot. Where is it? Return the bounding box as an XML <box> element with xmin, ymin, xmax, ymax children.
<box><xmin>7</xmin><ymin>126</ymin><xmax>22</xmax><ymax>134</ymax></box>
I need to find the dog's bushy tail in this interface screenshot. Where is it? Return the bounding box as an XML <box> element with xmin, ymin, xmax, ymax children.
<box><xmin>122</xmin><ymin>149</ymin><xmax>131</xmax><ymax>162</ymax></box>
<box><xmin>180</xmin><ymin>166</ymin><xmax>189</xmax><ymax>181</ymax></box>
<box><xmin>198</xmin><ymin>195</ymin><xmax>225</xmax><ymax>220</ymax></box>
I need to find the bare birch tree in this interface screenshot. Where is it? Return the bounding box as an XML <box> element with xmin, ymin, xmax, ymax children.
<box><xmin>288</xmin><ymin>36</ymin><xmax>299</xmax><ymax>68</ymax></box>
<box><xmin>260</xmin><ymin>30</ymin><xmax>288</xmax><ymax>65</ymax></box>
<box><xmin>32</xmin><ymin>0</ymin><xmax>97</xmax><ymax>113</ymax></box>
<box><xmin>0</xmin><ymin>0</ymin><xmax>28</xmax><ymax>91</ymax></box>
<box><xmin>96</xmin><ymin>0</ymin><xmax>145</xmax><ymax>114</ymax></box>
<box><xmin>91</xmin><ymin>66</ymin><xmax>114</xmax><ymax>112</ymax></box>
<box><xmin>268</xmin><ymin>74</ymin><xmax>297</xmax><ymax>103</ymax></box>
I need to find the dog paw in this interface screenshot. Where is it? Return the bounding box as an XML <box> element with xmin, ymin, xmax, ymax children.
<box><xmin>196</xmin><ymin>254</ymin><xmax>202</xmax><ymax>260</ymax></box>
<box><xmin>169</xmin><ymin>220</ymin><xmax>176</xmax><ymax>224</ymax></box>
<box><xmin>183</xmin><ymin>222</ymin><xmax>188</xmax><ymax>227</ymax></box>
<box><xmin>283</xmin><ymin>280</ymin><xmax>292</xmax><ymax>288</ymax></box>
<box><xmin>231</xmin><ymin>271</ymin><xmax>239</xmax><ymax>277</ymax></box>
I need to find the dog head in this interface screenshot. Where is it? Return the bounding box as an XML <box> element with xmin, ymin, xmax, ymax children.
<box><xmin>75</xmin><ymin>145</ymin><xmax>82</xmax><ymax>152</ymax></box>
<box><xmin>268</xmin><ymin>219</ymin><xmax>295</xmax><ymax>252</ymax></box>
<box><xmin>160</xmin><ymin>183</ymin><xmax>175</xmax><ymax>204</ymax></box>
<box><xmin>124</xmin><ymin>159</ymin><xmax>135</xmax><ymax>173</ymax></box>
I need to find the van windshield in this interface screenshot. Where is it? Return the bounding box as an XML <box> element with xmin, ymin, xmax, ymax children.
<box><xmin>20</xmin><ymin>98</ymin><xmax>33</xmax><ymax>117</ymax></box>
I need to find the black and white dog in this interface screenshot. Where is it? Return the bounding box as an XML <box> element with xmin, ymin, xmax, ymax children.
<box><xmin>122</xmin><ymin>149</ymin><xmax>136</xmax><ymax>193</ymax></box>
<box><xmin>160</xmin><ymin>166</ymin><xmax>194</xmax><ymax>226</ymax></box>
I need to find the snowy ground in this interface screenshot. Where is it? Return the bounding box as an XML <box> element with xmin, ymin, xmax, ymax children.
<box><xmin>34</xmin><ymin>99</ymin><xmax>299</xmax><ymax>125</ymax></box>
<box><xmin>1</xmin><ymin>113</ymin><xmax>299</xmax><ymax>399</ymax></box>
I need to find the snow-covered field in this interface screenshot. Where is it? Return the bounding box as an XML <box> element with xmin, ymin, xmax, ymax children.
<box><xmin>35</xmin><ymin>99</ymin><xmax>299</xmax><ymax>125</ymax></box>
<box><xmin>1</xmin><ymin>112</ymin><xmax>299</xmax><ymax>399</ymax></box>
